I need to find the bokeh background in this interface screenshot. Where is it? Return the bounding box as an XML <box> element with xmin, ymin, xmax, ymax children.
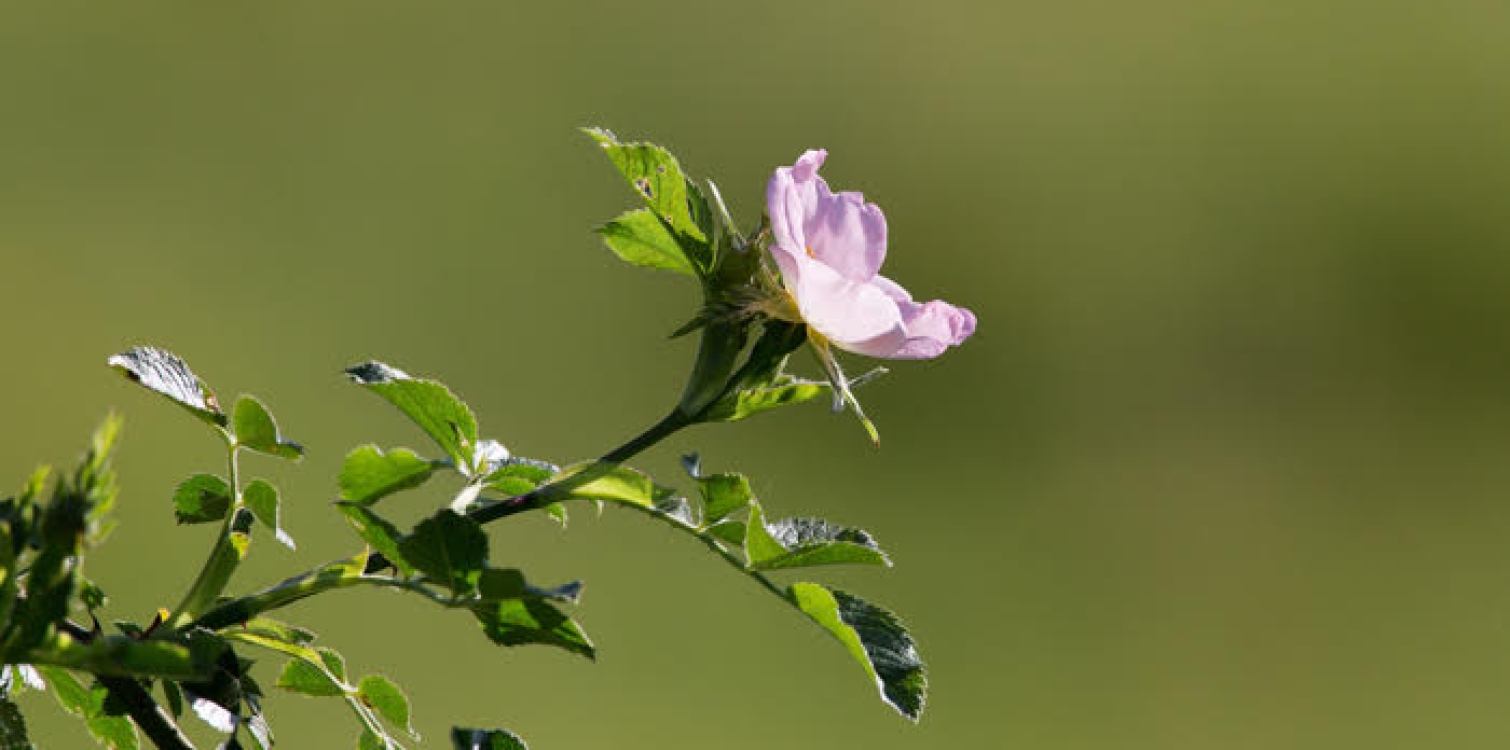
<box><xmin>4</xmin><ymin>1</ymin><xmax>1510</xmax><ymax>748</ymax></box>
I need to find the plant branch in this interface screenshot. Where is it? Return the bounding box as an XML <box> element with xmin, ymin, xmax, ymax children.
<box><xmin>170</xmin><ymin>446</ymin><xmax>249</xmax><ymax>628</ymax></box>
<box><xmin>57</xmin><ymin>620</ymin><xmax>195</xmax><ymax>750</ymax></box>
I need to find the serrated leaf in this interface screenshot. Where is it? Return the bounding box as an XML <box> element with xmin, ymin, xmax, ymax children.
<box><xmin>584</xmin><ymin>128</ymin><xmax>707</xmax><ymax>246</ymax></box>
<box><xmin>339</xmin><ymin>446</ymin><xmax>436</xmax><ymax>505</ymax></box>
<box><xmin>789</xmin><ymin>583</ymin><xmax>927</xmax><ymax>720</ymax></box>
<box><xmin>173</xmin><ymin>474</ymin><xmax>231</xmax><ymax>525</ymax></box>
<box><xmin>243</xmin><ymin>480</ymin><xmax>294</xmax><ymax>549</ymax></box>
<box><xmin>337</xmin><ymin>504</ymin><xmax>413</xmax><ymax>576</ymax></box>
<box><xmin>399</xmin><ymin>510</ymin><xmax>486</xmax><ymax>595</ymax></box>
<box><xmin>107</xmin><ymin>346</ymin><xmax>226</xmax><ymax>428</ymax></box>
<box><xmin>596</xmin><ymin>209</ymin><xmax>696</xmax><ymax>276</ymax></box>
<box><xmin>746</xmin><ymin>511</ymin><xmax>890</xmax><ymax>570</ymax></box>
<box><xmin>276</xmin><ymin>652</ymin><xmax>346</xmax><ymax>697</ymax></box>
<box><xmin>357</xmin><ymin>676</ymin><xmax>413</xmax><ymax>738</ymax></box>
<box><xmin>231</xmin><ymin>396</ymin><xmax>304</xmax><ymax>460</ymax></box>
<box><xmin>696</xmin><ymin>473</ymin><xmax>752</xmax><ymax>525</ymax></box>
<box><xmin>345</xmin><ymin>362</ymin><xmax>479</xmax><ymax>471</ymax></box>
<box><xmin>481</xmin><ymin>459</ymin><xmax>558</xmax><ymax>498</ymax></box>
<box><xmin>542</xmin><ymin>463</ymin><xmax>675</xmax><ymax>510</ymax></box>
<box><xmin>452</xmin><ymin>727</ymin><xmax>528</xmax><ymax>750</ymax></box>
<box><xmin>471</xmin><ymin>597</ymin><xmax>594</xmax><ymax>659</ymax></box>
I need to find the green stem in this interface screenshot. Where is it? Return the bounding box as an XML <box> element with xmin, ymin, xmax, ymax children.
<box><xmin>56</xmin><ymin>620</ymin><xmax>196</xmax><ymax>750</ymax></box>
<box><xmin>170</xmin><ymin>446</ymin><xmax>249</xmax><ymax>628</ymax></box>
<box><xmin>195</xmin><ymin>566</ymin><xmax>453</xmax><ymax>631</ymax></box>
<box><xmin>468</xmin><ymin>407</ymin><xmax>690</xmax><ymax>526</ymax></box>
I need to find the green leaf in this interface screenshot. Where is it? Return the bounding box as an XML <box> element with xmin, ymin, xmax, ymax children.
<box><xmin>85</xmin><ymin>716</ymin><xmax>138</xmax><ymax>750</ymax></box>
<box><xmin>541</xmin><ymin>463</ymin><xmax>675</xmax><ymax>510</ymax></box>
<box><xmin>399</xmin><ymin>510</ymin><xmax>487</xmax><ymax>595</ymax></box>
<box><xmin>705</xmin><ymin>519</ymin><xmax>746</xmax><ymax>546</ymax></box>
<box><xmin>37</xmin><ymin>666</ymin><xmax>93</xmax><ymax>716</ymax></box>
<box><xmin>471</xmin><ymin>597</ymin><xmax>594</xmax><ymax>660</ymax></box>
<box><xmin>357</xmin><ymin>675</ymin><xmax>414</xmax><ymax>738</ymax></box>
<box><xmin>788</xmin><ymin>583</ymin><xmax>927</xmax><ymax>721</ymax></box>
<box><xmin>481</xmin><ymin>459</ymin><xmax>558</xmax><ymax>498</ymax></box>
<box><xmin>452</xmin><ymin>727</ymin><xmax>528</xmax><ymax>750</ymax></box>
<box><xmin>107</xmin><ymin>346</ymin><xmax>226</xmax><ymax>428</ymax></box>
<box><xmin>239</xmin><ymin>617</ymin><xmax>317</xmax><ymax>648</ymax></box>
<box><xmin>745</xmin><ymin>509</ymin><xmax>890</xmax><ymax>571</ymax></box>
<box><xmin>337</xmin><ymin>504</ymin><xmax>414</xmax><ymax>577</ymax></box>
<box><xmin>231</xmin><ymin>396</ymin><xmax>304</xmax><ymax>460</ymax></box>
<box><xmin>702</xmin><ymin>377</ymin><xmax>828</xmax><ymax>422</ymax></box>
<box><xmin>172</xmin><ymin>474</ymin><xmax>231</xmax><ymax>525</ymax></box>
<box><xmin>243</xmin><ymin>480</ymin><xmax>294</xmax><ymax>549</ymax></box>
<box><xmin>36</xmin><ymin>666</ymin><xmax>141</xmax><ymax>747</ymax></box>
<box><xmin>275</xmin><ymin>647</ymin><xmax>348</xmax><ymax>697</ymax></box>
<box><xmin>743</xmin><ymin>504</ymin><xmax>788</xmax><ymax>566</ymax></box>
<box><xmin>695</xmin><ymin>473</ymin><xmax>752</xmax><ymax>525</ymax></box>
<box><xmin>339</xmin><ymin>446</ymin><xmax>436</xmax><ymax>505</ymax></box>
<box><xmin>596</xmin><ymin>209</ymin><xmax>696</xmax><ymax>276</ymax></box>
<box><xmin>584</xmin><ymin>127</ymin><xmax>707</xmax><ymax>246</ymax></box>
<box><xmin>345</xmin><ymin>362</ymin><xmax>479</xmax><ymax>471</ymax></box>
<box><xmin>0</xmin><ymin>697</ymin><xmax>31</xmax><ymax>749</ymax></box>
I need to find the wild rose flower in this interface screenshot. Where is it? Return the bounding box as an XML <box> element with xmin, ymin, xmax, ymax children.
<box><xmin>765</xmin><ymin>150</ymin><xmax>976</xmax><ymax>359</ymax></box>
<box><xmin>761</xmin><ymin>149</ymin><xmax>976</xmax><ymax>440</ymax></box>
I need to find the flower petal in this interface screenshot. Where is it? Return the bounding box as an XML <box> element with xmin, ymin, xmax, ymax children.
<box><xmin>888</xmin><ymin>299</ymin><xmax>978</xmax><ymax>359</ymax></box>
<box><xmin>804</xmin><ymin>184</ymin><xmax>887</xmax><ymax>282</ymax></box>
<box><xmin>866</xmin><ymin>275</ymin><xmax>977</xmax><ymax>358</ymax></box>
<box><xmin>767</xmin><ymin>150</ymin><xmax>827</xmax><ymax>257</ymax></box>
<box><xmin>790</xmin><ymin>255</ymin><xmax>908</xmax><ymax>357</ymax></box>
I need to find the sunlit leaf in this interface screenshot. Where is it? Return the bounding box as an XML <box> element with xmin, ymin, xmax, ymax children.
<box><xmin>345</xmin><ymin>362</ymin><xmax>478</xmax><ymax>471</ymax></box>
<box><xmin>107</xmin><ymin>346</ymin><xmax>225</xmax><ymax>428</ymax></box>
<box><xmin>596</xmin><ymin>209</ymin><xmax>696</xmax><ymax>276</ymax></box>
<box><xmin>745</xmin><ymin>508</ymin><xmax>889</xmax><ymax>570</ymax></box>
<box><xmin>337</xmin><ymin>504</ymin><xmax>414</xmax><ymax>576</ymax></box>
<box><xmin>173</xmin><ymin>474</ymin><xmax>231</xmax><ymax>525</ymax></box>
<box><xmin>695</xmin><ymin>473</ymin><xmax>752</xmax><ymax>525</ymax></box>
<box><xmin>789</xmin><ymin>583</ymin><xmax>927</xmax><ymax>720</ymax></box>
<box><xmin>243</xmin><ymin>480</ymin><xmax>294</xmax><ymax>549</ymax></box>
<box><xmin>231</xmin><ymin>396</ymin><xmax>303</xmax><ymax>460</ymax></box>
<box><xmin>357</xmin><ymin>675</ymin><xmax>414</xmax><ymax>738</ymax></box>
<box><xmin>339</xmin><ymin>446</ymin><xmax>436</xmax><ymax>506</ymax></box>
<box><xmin>584</xmin><ymin>127</ymin><xmax>708</xmax><ymax>247</ymax></box>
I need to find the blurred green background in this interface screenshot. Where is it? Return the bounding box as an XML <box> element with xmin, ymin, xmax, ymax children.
<box><xmin>4</xmin><ymin>1</ymin><xmax>1510</xmax><ymax>747</ymax></box>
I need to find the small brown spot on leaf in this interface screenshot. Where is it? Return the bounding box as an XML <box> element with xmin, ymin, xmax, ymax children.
<box><xmin>634</xmin><ymin>178</ymin><xmax>654</xmax><ymax>199</ymax></box>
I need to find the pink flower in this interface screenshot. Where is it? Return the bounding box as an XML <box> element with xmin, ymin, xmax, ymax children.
<box><xmin>765</xmin><ymin>150</ymin><xmax>976</xmax><ymax>359</ymax></box>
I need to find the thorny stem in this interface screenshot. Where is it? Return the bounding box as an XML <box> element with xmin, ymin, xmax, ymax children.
<box><xmin>57</xmin><ymin>619</ymin><xmax>195</xmax><ymax>750</ymax></box>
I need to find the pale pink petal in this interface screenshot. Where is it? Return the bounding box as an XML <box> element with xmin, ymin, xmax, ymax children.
<box><xmin>804</xmin><ymin>184</ymin><xmax>887</xmax><ymax>281</ymax></box>
<box><xmin>885</xmin><ymin>299</ymin><xmax>978</xmax><ymax>359</ymax></box>
<box><xmin>870</xmin><ymin>275</ymin><xmax>913</xmax><ymax>303</ymax></box>
<box><xmin>766</xmin><ymin>150</ymin><xmax>827</xmax><ymax>255</ymax></box>
<box><xmin>790</xmin><ymin>255</ymin><xmax>907</xmax><ymax>356</ymax></box>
